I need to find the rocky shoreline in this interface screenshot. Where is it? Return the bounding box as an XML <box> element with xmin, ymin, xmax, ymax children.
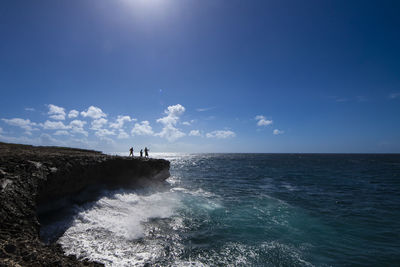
<box><xmin>0</xmin><ymin>142</ymin><xmax>170</xmax><ymax>266</ymax></box>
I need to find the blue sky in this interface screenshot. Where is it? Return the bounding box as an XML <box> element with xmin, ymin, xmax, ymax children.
<box><xmin>0</xmin><ymin>0</ymin><xmax>399</xmax><ymax>153</ymax></box>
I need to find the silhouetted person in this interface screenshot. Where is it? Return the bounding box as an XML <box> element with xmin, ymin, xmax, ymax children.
<box><xmin>140</xmin><ymin>149</ymin><xmax>143</xmax><ymax>157</ymax></box>
<box><xmin>144</xmin><ymin>147</ymin><xmax>149</xmax><ymax>158</ymax></box>
<box><xmin>129</xmin><ymin>147</ymin><xmax>133</xmax><ymax>157</ymax></box>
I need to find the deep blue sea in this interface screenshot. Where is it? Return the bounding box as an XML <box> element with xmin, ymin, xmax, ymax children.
<box><xmin>41</xmin><ymin>153</ymin><xmax>400</xmax><ymax>266</ymax></box>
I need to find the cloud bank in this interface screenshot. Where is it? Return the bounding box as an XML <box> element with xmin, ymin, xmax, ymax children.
<box><xmin>1</xmin><ymin>103</ymin><xmax>241</xmax><ymax>151</ymax></box>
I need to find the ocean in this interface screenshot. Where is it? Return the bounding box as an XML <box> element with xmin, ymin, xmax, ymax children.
<box><xmin>40</xmin><ymin>153</ymin><xmax>400</xmax><ymax>266</ymax></box>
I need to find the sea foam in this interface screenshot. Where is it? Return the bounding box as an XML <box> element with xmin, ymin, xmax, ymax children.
<box><xmin>57</xmin><ymin>189</ymin><xmax>182</xmax><ymax>266</ymax></box>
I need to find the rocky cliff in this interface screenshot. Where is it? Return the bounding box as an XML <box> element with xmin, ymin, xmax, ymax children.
<box><xmin>0</xmin><ymin>142</ymin><xmax>170</xmax><ymax>266</ymax></box>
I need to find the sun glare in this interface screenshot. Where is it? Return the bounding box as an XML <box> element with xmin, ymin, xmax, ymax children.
<box><xmin>122</xmin><ymin>0</ymin><xmax>167</xmax><ymax>9</ymax></box>
<box><xmin>119</xmin><ymin>0</ymin><xmax>171</xmax><ymax>20</ymax></box>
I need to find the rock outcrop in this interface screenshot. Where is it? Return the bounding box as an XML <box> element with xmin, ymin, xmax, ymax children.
<box><xmin>0</xmin><ymin>142</ymin><xmax>170</xmax><ymax>266</ymax></box>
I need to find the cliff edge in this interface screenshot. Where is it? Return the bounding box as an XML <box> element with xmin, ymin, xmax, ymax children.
<box><xmin>0</xmin><ymin>142</ymin><xmax>170</xmax><ymax>266</ymax></box>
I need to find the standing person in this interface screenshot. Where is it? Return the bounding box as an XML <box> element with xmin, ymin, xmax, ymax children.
<box><xmin>140</xmin><ymin>149</ymin><xmax>143</xmax><ymax>157</ymax></box>
<box><xmin>129</xmin><ymin>147</ymin><xmax>133</xmax><ymax>157</ymax></box>
<box><xmin>144</xmin><ymin>147</ymin><xmax>149</xmax><ymax>158</ymax></box>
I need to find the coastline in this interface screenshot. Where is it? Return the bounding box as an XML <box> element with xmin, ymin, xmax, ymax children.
<box><xmin>0</xmin><ymin>142</ymin><xmax>170</xmax><ymax>266</ymax></box>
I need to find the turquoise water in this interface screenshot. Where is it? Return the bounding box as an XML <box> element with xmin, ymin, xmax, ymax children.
<box><xmin>42</xmin><ymin>154</ymin><xmax>400</xmax><ymax>266</ymax></box>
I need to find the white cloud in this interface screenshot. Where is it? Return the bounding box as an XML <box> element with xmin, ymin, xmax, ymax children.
<box><xmin>206</xmin><ymin>130</ymin><xmax>236</xmax><ymax>139</ymax></box>
<box><xmin>117</xmin><ymin>130</ymin><xmax>130</xmax><ymax>139</ymax></box>
<box><xmin>255</xmin><ymin>115</ymin><xmax>273</xmax><ymax>126</ymax></box>
<box><xmin>389</xmin><ymin>92</ymin><xmax>400</xmax><ymax>99</ymax></box>
<box><xmin>182</xmin><ymin>120</ymin><xmax>194</xmax><ymax>126</ymax></box>
<box><xmin>196</xmin><ymin>107</ymin><xmax>215</xmax><ymax>112</ymax></box>
<box><xmin>69</xmin><ymin>120</ymin><xmax>88</xmax><ymax>136</ymax></box>
<box><xmin>68</xmin><ymin>109</ymin><xmax>79</xmax><ymax>118</ymax></box>
<box><xmin>95</xmin><ymin>128</ymin><xmax>115</xmax><ymax>137</ymax></box>
<box><xmin>156</xmin><ymin>104</ymin><xmax>186</xmax><ymax>142</ymax></box>
<box><xmin>155</xmin><ymin>124</ymin><xmax>186</xmax><ymax>142</ymax></box>
<box><xmin>25</xmin><ymin>107</ymin><xmax>35</xmax><ymax>112</ymax></box>
<box><xmin>54</xmin><ymin>130</ymin><xmax>70</xmax><ymax>136</ymax></box>
<box><xmin>273</xmin><ymin>129</ymin><xmax>284</xmax><ymax>135</ymax></box>
<box><xmin>131</xmin><ymin>121</ymin><xmax>154</xmax><ymax>136</ymax></box>
<box><xmin>42</xmin><ymin>120</ymin><xmax>69</xmax><ymax>130</ymax></box>
<box><xmin>0</xmin><ymin>127</ymin><xmax>3</xmax><ymax>134</ymax></box>
<box><xmin>81</xmin><ymin>106</ymin><xmax>106</xmax><ymax>119</ymax></box>
<box><xmin>1</xmin><ymin>118</ymin><xmax>38</xmax><ymax>134</ymax></box>
<box><xmin>69</xmin><ymin>120</ymin><xmax>86</xmax><ymax>128</ymax></box>
<box><xmin>110</xmin><ymin>115</ymin><xmax>133</xmax><ymax>129</ymax></box>
<box><xmin>157</xmin><ymin>104</ymin><xmax>185</xmax><ymax>125</ymax></box>
<box><xmin>91</xmin><ymin>118</ymin><xmax>108</xmax><ymax>130</ymax></box>
<box><xmin>71</xmin><ymin>127</ymin><xmax>88</xmax><ymax>136</ymax></box>
<box><xmin>189</xmin><ymin>130</ymin><xmax>201</xmax><ymax>136</ymax></box>
<box><xmin>48</xmin><ymin>104</ymin><xmax>66</xmax><ymax>120</ymax></box>
<box><xmin>96</xmin><ymin>136</ymin><xmax>115</xmax><ymax>145</ymax></box>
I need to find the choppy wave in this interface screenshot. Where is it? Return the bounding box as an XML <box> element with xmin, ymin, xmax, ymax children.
<box><xmin>55</xmin><ymin>189</ymin><xmax>181</xmax><ymax>266</ymax></box>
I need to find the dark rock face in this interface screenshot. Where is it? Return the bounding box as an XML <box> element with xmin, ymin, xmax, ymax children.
<box><xmin>0</xmin><ymin>142</ymin><xmax>170</xmax><ymax>266</ymax></box>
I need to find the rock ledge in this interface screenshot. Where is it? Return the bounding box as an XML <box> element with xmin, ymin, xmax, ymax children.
<box><xmin>0</xmin><ymin>142</ymin><xmax>170</xmax><ymax>266</ymax></box>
